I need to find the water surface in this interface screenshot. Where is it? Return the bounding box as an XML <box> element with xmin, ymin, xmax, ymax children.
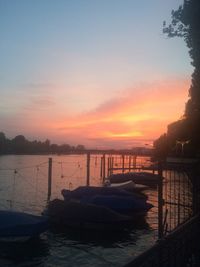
<box><xmin>0</xmin><ymin>155</ymin><xmax>157</xmax><ymax>266</ymax></box>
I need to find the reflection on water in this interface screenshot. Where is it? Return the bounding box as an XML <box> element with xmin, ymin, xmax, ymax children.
<box><xmin>0</xmin><ymin>236</ymin><xmax>49</xmax><ymax>266</ymax></box>
<box><xmin>44</xmin><ymin>226</ymin><xmax>153</xmax><ymax>267</ymax></box>
<box><xmin>0</xmin><ymin>227</ymin><xmax>154</xmax><ymax>267</ymax></box>
<box><xmin>0</xmin><ymin>155</ymin><xmax>158</xmax><ymax>266</ymax></box>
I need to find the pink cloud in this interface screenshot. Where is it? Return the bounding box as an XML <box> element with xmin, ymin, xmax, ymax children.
<box><xmin>1</xmin><ymin>77</ymin><xmax>190</xmax><ymax>148</ymax></box>
<box><xmin>48</xmin><ymin>77</ymin><xmax>190</xmax><ymax>147</ymax></box>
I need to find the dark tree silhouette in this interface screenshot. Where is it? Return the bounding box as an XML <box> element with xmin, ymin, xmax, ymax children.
<box><xmin>0</xmin><ymin>132</ymin><xmax>7</xmax><ymax>154</ymax></box>
<box><xmin>0</xmin><ymin>132</ymin><xmax>86</xmax><ymax>154</ymax></box>
<box><xmin>154</xmin><ymin>0</ymin><xmax>200</xmax><ymax>158</ymax></box>
<box><xmin>163</xmin><ymin>0</ymin><xmax>200</xmax><ymax>118</ymax></box>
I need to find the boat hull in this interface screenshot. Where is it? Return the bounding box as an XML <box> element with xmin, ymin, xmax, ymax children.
<box><xmin>46</xmin><ymin>199</ymin><xmax>134</xmax><ymax>231</ymax></box>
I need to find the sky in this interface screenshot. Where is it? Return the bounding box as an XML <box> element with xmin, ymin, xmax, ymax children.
<box><xmin>0</xmin><ymin>0</ymin><xmax>193</xmax><ymax>149</ymax></box>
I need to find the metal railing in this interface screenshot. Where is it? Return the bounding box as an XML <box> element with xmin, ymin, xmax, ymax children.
<box><xmin>123</xmin><ymin>160</ymin><xmax>200</xmax><ymax>267</ymax></box>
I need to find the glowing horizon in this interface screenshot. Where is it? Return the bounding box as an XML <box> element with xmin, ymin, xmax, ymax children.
<box><xmin>1</xmin><ymin>78</ymin><xmax>190</xmax><ymax>148</ymax></box>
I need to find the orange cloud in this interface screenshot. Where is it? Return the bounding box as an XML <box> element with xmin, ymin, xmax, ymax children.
<box><xmin>46</xmin><ymin>77</ymin><xmax>190</xmax><ymax>147</ymax></box>
<box><xmin>2</xmin><ymin>77</ymin><xmax>190</xmax><ymax>148</ymax></box>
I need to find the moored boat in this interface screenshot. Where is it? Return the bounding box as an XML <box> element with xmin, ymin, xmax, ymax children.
<box><xmin>0</xmin><ymin>210</ymin><xmax>48</xmax><ymax>241</ymax></box>
<box><xmin>108</xmin><ymin>172</ymin><xmax>161</xmax><ymax>187</ymax></box>
<box><xmin>46</xmin><ymin>198</ymin><xmax>133</xmax><ymax>231</ymax></box>
<box><xmin>61</xmin><ymin>185</ymin><xmax>147</xmax><ymax>201</ymax></box>
<box><xmin>60</xmin><ymin>186</ymin><xmax>152</xmax><ymax>216</ymax></box>
<box><xmin>81</xmin><ymin>194</ymin><xmax>153</xmax><ymax>215</ymax></box>
<box><xmin>104</xmin><ymin>180</ymin><xmax>149</xmax><ymax>192</ymax></box>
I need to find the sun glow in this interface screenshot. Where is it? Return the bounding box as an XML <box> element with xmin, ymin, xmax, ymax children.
<box><xmin>2</xmin><ymin>78</ymin><xmax>190</xmax><ymax>148</ymax></box>
<box><xmin>105</xmin><ymin>131</ymin><xmax>143</xmax><ymax>138</ymax></box>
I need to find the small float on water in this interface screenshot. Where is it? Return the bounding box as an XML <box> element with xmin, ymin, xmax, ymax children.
<box><xmin>0</xmin><ymin>210</ymin><xmax>48</xmax><ymax>241</ymax></box>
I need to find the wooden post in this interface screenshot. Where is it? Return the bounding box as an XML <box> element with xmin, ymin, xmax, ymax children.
<box><xmin>86</xmin><ymin>152</ymin><xmax>90</xmax><ymax>186</ymax></box>
<box><xmin>107</xmin><ymin>157</ymin><xmax>110</xmax><ymax>177</ymax></box>
<box><xmin>108</xmin><ymin>156</ymin><xmax>112</xmax><ymax>177</ymax></box>
<box><xmin>133</xmin><ymin>155</ymin><xmax>136</xmax><ymax>169</ymax></box>
<box><xmin>128</xmin><ymin>156</ymin><xmax>131</xmax><ymax>172</ymax></box>
<box><xmin>158</xmin><ymin>161</ymin><xmax>163</xmax><ymax>239</ymax></box>
<box><xmin>48</xmin><ymin>157</ymin><xmax>52</xmax><ymax>201</ymax></box>
<box><xmin>111</xmin><ymin>157</ymin><xmax>114</xmax><ymax>175</ymax></box>
<box><xmin>100</xmin><ymin>157</ymin><xmax>103</xmax><ymax>178</ymax></box>
<box><xmin>102</xmin><ymin>154</ymin><xmax>106</xmax><ymax>183</ymax></box>
<box><xmin>122</xmin><ymin>154</ymin><xmax>125</xmax><ymax>173</ymax></box>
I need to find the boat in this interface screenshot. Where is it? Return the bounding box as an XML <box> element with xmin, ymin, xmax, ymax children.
<box><xmin>61</xmin><ymin>186</ymin><xmax>152</xmax><ymax>215</ymax></box>
<box><xmin>81</xmin><ymin>195</ymin><xmax>153</xmax><ymax>215</ymax></box>
<box><xmin>0</xmin><ymin>210</ymin><xmax>48</xmax><ymax>241</ymax></box>
<box><xmin>104</xmin><ymin>180</ymin><xmax>149</xmax><ymax>192</ymax></box>
<box><xmin>46</xmin><ymin>198</ymin><xmax>133</xmax><ymax>231</ymax></box>
<box><xmin>61</xmin><ymin>185</ymin><xmax>147</xmax><ymax>201</ymax></box>
<box><xmin>108</xmin><ymin>172</ymin><xmax>161</xmax><ymax>187</ymax></box>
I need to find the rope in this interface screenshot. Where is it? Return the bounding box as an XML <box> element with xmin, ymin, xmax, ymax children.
<box><xmin>0</xmin><ymin>161</ymin><xmax>48</xmax><ymax>171</ymax></box>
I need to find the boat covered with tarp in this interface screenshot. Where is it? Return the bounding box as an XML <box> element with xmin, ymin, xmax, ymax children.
<box><xmin>61</xmin><ymin>185</ymin><xmax>147</xmax><ymax>201</ymax></box>
<box><xmin>0</xmin><ymin>210</ymin><xmax>48</xmax><ymax>241</ymax></box>
<box><xmin>61</xmin><ymin>186</ymin><xmax>152</xmax><ymax>215</ymax></box>
<box><xmin>80</xmin><ymin>195</ymin><xmax>153</xmax><ymax>215</ymax></box>
<box><xmin>46</xmin><ymin>198</ymin><xmax>133</xmax><ymax>231</ymax></box>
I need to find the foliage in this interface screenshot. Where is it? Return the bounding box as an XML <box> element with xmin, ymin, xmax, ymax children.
<box><xmin>154</xmin><ymin>0</ymin><xmax>200</xmax><ymax>158</ymax></box>
<box><xmin>153</xmin><ymin>134</ymin><xmax>172</xmax><ymax>159</ymax></box>
<box><xmin>0</xmin><ymin>132</ymin><xmax>85</xmax><ymax>154</ymax></box>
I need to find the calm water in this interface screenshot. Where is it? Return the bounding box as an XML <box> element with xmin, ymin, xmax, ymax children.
<box><xmin>0</xmin><ymin>155</ymin><xmax>158</xmax><ymax>266</ymax></box>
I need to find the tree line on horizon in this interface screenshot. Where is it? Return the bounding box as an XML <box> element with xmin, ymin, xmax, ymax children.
<box><xmin>154</xmin><ymin>0</ymin><xmax>200</xmax><ymax>159</ymax></box>
<box><xmin>0</xmin><ymin>132</ymin><xmax>86</xmax><ymax>154</ymax></box>
<box><xmin>0</xmin><ymin>132</ymin><xmax>154</xmax><ymax>156</ymax></box>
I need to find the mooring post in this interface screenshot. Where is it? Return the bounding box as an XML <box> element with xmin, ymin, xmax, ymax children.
<box><xmin>128</xmin><ymin>156</ymin><xmax>131</xmax><ymax>172</ymax></box>
<box><xmin>122</xmin><ymin>154</ymin><xmax>125</xmax><ymax>173</ymax></box>
<box><xmin>48</xmin><ymin>157</ymin><xmax>52</xmax><ymax>201</ymax></box>
<box><xmin>102</xmin><ymin>153</ymin><xmax>106</xmax><ymax>183</ymax></box>
<box><xmin>107</xmin><ymin>157</ymin><xmax>109</xmax><ymax>177</ymax></box>
<box><xmin>86</xmin><ymin>152</ymin><xmax>90</xmax><ymax>186</ymax></box>
<box><xmin>111</xmin><ymin>156</ymin><xmax>114</xmax><ymax>175</ymax></box>
<box><xmin>100</xmin><ymin>157</ymin><xmax>103</xmax><ymax>178</ymax></box>
<box><xmin>158</xmin><ymin>161</ymin><xmax>163</xmax><ymax>239</ymax></box>
<box><xmin>133</xmin><ymin>155</ymin><xmax>137</xmax><ymax>169</ymax></box>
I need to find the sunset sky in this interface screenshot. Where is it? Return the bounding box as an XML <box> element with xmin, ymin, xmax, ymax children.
<box><xmin>0</xmin><ymin>0</ymin><xmax>193</xmax><ymax>148</ymax></box>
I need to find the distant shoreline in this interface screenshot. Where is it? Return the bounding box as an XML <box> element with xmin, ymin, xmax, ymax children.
<box><xmin>0</xmin><ymin>149</ymin><xmax>153</xmax><ymax>156</ymax></box>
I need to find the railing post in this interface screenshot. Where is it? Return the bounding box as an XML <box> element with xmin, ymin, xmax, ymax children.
<box><xmin>48</xmin><ymin>157</ymin><xmax>52</xmax><ymax>201</ymax></box>
<box><xmin>192</xmin><ymin>162</ymin><xmax>200</xmax><ymax>215</ymax></box>
<box><xmin>86</xmin><ymin>152</ymin><xmax>90</xmax><ymax>186</ymax></box>
<box><xmin>158</xmin><ymin>161</ymin><xmax>164</xmax><ymax>239</ymax></box>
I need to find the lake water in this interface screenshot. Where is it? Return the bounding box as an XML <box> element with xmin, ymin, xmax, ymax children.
<box><xmin>0</xmin><ymin>154</ymin><xmax>163</xmax><ymax>266</ymax></box>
